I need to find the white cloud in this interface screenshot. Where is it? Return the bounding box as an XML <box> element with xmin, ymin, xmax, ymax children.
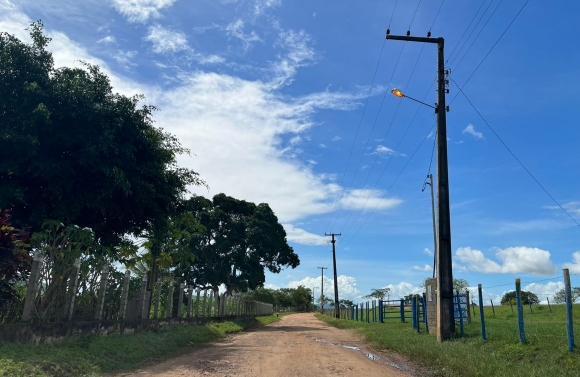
<box><xmin>271</xmin><ymin>29</ymin><xmax>315</xmax><ymax>88</ymax></box>
<box><xmin>332</xmin><ymin>136</ymin><xmax>341</xmax><ymax>141</ymax></box>
<box><xmin>254</xmin><ymin>0</ymin><xmax>281</xmax><ymax>16</ymax></box>
<box><xmin>462</xmin><ymin>124</ymin><xmax>484</xmax><ymax>140</ymax></box>
<box><xmin>282</xmin><ymin>224</ymin><xmax>328</xmax><ymax>246</ymax></box>
<box><xmin>338</xmin><ymin>189</ymin><xmax>402</xmax><ymax>211</ymax></box>
<box><xmin>455</xmin><ymin>246</ymin><xmax>557</xmax><ymax>275</ymax></box>
<box><xmin>523</xmin><ymin>282</ymin><xmax>564</xmax><ymax>304</ymax></box>
<box><xmin>375</xmin><ymin>145</ymin><xmax>406</xmax><ymax>157</ymax></box>
<box><xmin>111</xmin><ymin>0</ymin><xmax>177</xmax><ymax>23</ymax></box>
<box><xmin>286</xmin><ymin>275</ymin><xmax>361</xmax><ymax>301</ymax></box>
<box><xmin>563</xmin><ymin>251</ymin><xmax>580</xmax><ymax>273</ymax></box>
<box><xmin>544</xmin><ymin>201</ymin><xmax>580</xmax><ymax>216</ymax></box>
<box><xmin>225</xmin><ymin>19</ymin><xmax>261</xmax><ymax>51</ymax></box>
<box><xmin>112</xmin><ymin>50</ymin><xmax>138</xmax><ymax>68</ymax></box>
<box><xmin>424</xmin><ymin>248</ymin><xmax>434</xmax><ymax>256</ymax></box>
<box><xmin>289</xmin><ymin>135</ymin><xmax>301</xmax><ymax>145</ymax></box>
<box><xmin>312</xmin><ymin>12</ymin><xmax>317</xmax><ymax>18</ymax></box>
<box><xmin>413</xmin><ymin>264</ymin><xmax>433</xmax><ymax>272</ymax></box>
<box><xmin>319</xmin><ymin>143</ymin><xmax>327</xmax><ymax>148</ymax></box>
<box><xmin>145</xmin><ymin>24</ymin><xmax>188</xmax><ymax>53</ymax></box>
<box><xmin>97</xmin><ymin>35</ymin><xmax>116</xmax><ymax>45</ymax></box>
<box><xmin>384</xmin><ymin>282</ymin><xmax>423</xmax><ymax>300</ymax></box>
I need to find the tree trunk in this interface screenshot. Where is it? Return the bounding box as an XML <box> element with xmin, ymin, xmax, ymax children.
<box><xmin>148</xmin><ymin>257</ymin><xmax>157</xmax><ymax>291</ymax></box>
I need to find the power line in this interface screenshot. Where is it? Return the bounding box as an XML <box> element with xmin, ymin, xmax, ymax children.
<box><xmin>408</xmin><ymin>0</ymin><xmax>422</xmax><ymax>32</ymax></box>
<box><xmin>453</xmin><ymin>0</ymin><xmax>504</xmax><ymax>71</ymax></box>
<box><xmin>446</xmin><ymin>0</ymin><xmax>488</xmax><ymax>64</ymax></box>
<box><xmin>429</xmin><ymin>0</ymin><xmax>446</xmax><ymax>33</ymax></box>
<box><xmin>342</xmin><ymin>123</ymin><xmax>436</xmax><ymax>248</ymax></box>
<box><xmin>453</xmin><ymin>82</ymin><xmax>580</xmax><ymax>229</ymax></box>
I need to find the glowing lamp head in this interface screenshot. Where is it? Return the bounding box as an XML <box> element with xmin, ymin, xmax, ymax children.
<box><xmin>391</xmin><ymin>88</ymin><xmax>404</xmax><ymax>98</ymax></box>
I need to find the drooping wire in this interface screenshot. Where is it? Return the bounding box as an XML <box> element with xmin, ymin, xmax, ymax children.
<box><xmin>328</xmin><ymin>42</ymin><xmax>406</xmax><ymax>233</ymax></box>
<box><xmin>455</xmin><ymin>0</ymin><xmax>531</xmax><ymax>88</ymax></box>
<box><xmin>339</xmin><ymin>44</ymin><xmax>426</xmax><ymax>234</ymax></box>
<box><xmin>342</xmin><ymin>123</ymin><xmax>436</xmax><ymax>248</ymax></box>
<box><xmin>429</xmin><ymin>0</ymin><xmax>446</xmax><ymax>33</ymax></box>
<box><xmin>388</xmin><ymin>0</ymin><xmax>398</xmax><ymax>29</ymax></box>
<box><xmin>446</xmin><ymin>0</ymin><xmax>487</xmax><ymax>64</ymax></box>
<box><xmin>427</xmin><ymin>131</ymin><xmax>436</xmax><ymax>176</ymax></box>
<box><xmin>448</xmin><ymin>0</ymin><xmax>496</xmax><ymax>67</ymax></box>
<box><xmin>323</xmin><ymin>39</ymin><xmax>387</xmax><ymax>234</ymax></box>
<box><xmin>453</xmin><ymin>0</ymin><xmax>504</xmax><ymax>70</ymax></box>
<box><xmin>453</xmin><ymin>81</ymin><xmax>580</xmax><ymax>229</ymax></box>
<box><xmin>408</xmin><ymin>0</ymin><xmax>423</xmax><ymax>31</ymax></box>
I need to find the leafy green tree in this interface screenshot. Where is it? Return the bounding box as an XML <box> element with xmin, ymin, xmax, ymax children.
<box><xmin>364</xmin><ymin>288</ymin><xmax>390</xmax><ymax>300</ymax></box>
<box><xmin>0</xmin><ymin>210</ymin><xmax>31</xmax><ymax>302</ymax></box>
<box><xmin>339</xmin><ymin>299</ymin><xmax>353</xmax><ymax>308</ymax></box>
<box><xmin>552</xmin><ymin>288</ymin><xmax>580</xmax><ymax>304</ymax></box>
<box><xmin>500</xmin><ymin>290</ymin><xmax>540</xmax><ymax>305</ymax></box>
<box><xmin>0</xmin><ymin>22</ymin><xmax>204</xmax><ymax>246</ymax></box>
<box><xmin>453</xmin><ymin>278</ymin><xmax>470</xmax><ymax>291</ymax></box>
<box><xmin>175</xmin><ymin>194</ymin><xmax>299</xmax><ymax>305</ymax></box>
<box><xmin>290</xmin><ymin>286</ymin><xmax>312</xmax><ymax>312</ymax></box>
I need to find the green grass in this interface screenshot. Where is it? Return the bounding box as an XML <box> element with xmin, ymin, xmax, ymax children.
<box><xmin>255</xmin><ymin>312</ymin><xmax>293</xmax><ymax>325</ymax></box>
<box><xmin>0</xmin><ymin>315</ymin><xmax>284</xmax><ymax>377</ymax></box>
<box><xmin>318</xmin><ymin>304</ymin><xmax>580</xmax><ymax>377</ymax></box>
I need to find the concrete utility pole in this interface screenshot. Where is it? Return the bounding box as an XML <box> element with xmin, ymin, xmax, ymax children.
<box><xmin>325</xmin><ymin>233</ymin><xmax>341</xmax><ymax>319</ymax></box>
<box><xmin>386</xmin><ymin>32</ymin><xmax>454</xmax><ymax>341</ymax></box>
<box><xmin>317</xmin><ymin>267</ymin><xmax>327</xmax><ymax>314</ymax></box>
<box><xmin>422</xmin><ymin>174</ymin><xmax>438</xmax><ymax>278</ymax></box>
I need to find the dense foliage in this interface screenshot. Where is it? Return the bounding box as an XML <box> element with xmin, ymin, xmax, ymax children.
<box><xmin>500</xmin><ymin>290</ymin><xmax>540</xmax><ymax>305</ymax></box>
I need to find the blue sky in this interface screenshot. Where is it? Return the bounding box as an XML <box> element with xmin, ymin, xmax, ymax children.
<box><xmin>3</xmin><ymin>0</ymin><xmax>580</xmax><ymax>304</ymax></box>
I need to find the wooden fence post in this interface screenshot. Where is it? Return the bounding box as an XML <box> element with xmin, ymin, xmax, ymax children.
<box><xmin>153</xmin><ymin>279</ymin><xmax>161</xmax><ymax>319</ymax></box>
<box><xmin>138</xmin><ymin>274</ymin><xmax>148</xmax><ymax>319</ymax></box>
<box><xmin>187</xmin><ymin>286</ymin><xmax>193</xmax><ymax>318</ymax></box>
<box><xmin>66</xmin><ymin>258</ymin><xmax>81</xmax><ymax>321</ymax></box>
<box><xmin>95</xmin><ymin>266</ymin><xmax>110</xmax><ymax>321</ymax></box>
<box><xmin>119</xmin><ymin>270</ymin><xmax>131</xmax><ymax>320</ymax></box>
<box><xmin>22</xmin><ymin>253</ymin><xmax>44</xmax><ymax>322</ymax></box>
<box><xmin>177</xmin><ymin>283</ymin><xmax>185</xmax><ymax>318</ymax></box>
<box><xmin>478</xmin><ymin>284</ymin><xmax>486</xmax><ymax>340</ymax></box>
<box><xmin>465</xmin><ymin>290</ymin><xmax>471</xmax><ymax>323</ymax></box>
<box><xmin>203</xmin><ymin>290</ymin><xmax>209</xmax><ymax>317</ymax></box>
<box><xmin>166</xmin><ymin>281</ymin><xmax>174</xmax><ymax>318</ymax></box>
<box><xmin>195</xmin><ymin>288</ymin><xmax>201</xmax><ymax>317</ymax></box>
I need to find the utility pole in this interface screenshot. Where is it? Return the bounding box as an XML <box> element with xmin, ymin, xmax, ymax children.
<box><xmin>317</xmin><ymin>267</ymin><xmax>327</xmax><ymax>314</ymax></box>
<box><xmin>325</xmin><ymin>233</ymin><xmax>341</xmax><ymax>319</ymax></box>
<box><xmin>386</xmin><ymin>32</ymin><xmax>454</xmax><ymax>341</ymax></box>
<box><xmin>422</xmin><ymin>174</ymin><xmax>438</xmax><ymax>278</ymax></box>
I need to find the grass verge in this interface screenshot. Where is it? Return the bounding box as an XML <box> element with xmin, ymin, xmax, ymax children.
<box><xmin>317</xmin><ymin>304</ymin><xmax>580</xmax><ymax>377</ymax></box>
<box><xmin>0</xmin><ymin>315</ymin><xmax>284</xmax><ymax>377</ymax></box>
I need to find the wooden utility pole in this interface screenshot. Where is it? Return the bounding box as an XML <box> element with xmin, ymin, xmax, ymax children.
<box><xmin>317</xmin><ymin>267</ymin><xmax>327</xmax><ymax>314</ymax></box>
<box><xmin>386</xmin><ymin>32</ymin><xmax>454</xmax><ymax>341</ymax></box>
<box><xmin>325</xmin><ymin>233</ymin><xmax>341</xmax><ymax>318</ymax></box>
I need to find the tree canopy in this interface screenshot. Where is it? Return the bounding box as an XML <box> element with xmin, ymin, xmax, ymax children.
<box><xmin>0</xmin><ymin>22</ymin><xmax>204</xmax><ymax>245</ymax></box>
<box><xmin>500</xmin><ymin>290</ymin><xmax>540</xmax><ymax>305</ymax></box>
<box><xmin>173</xmin><ymin>194</ymin><xmax>299</xmax><ymax>296</ymax></box>
<box><xmin>363</xmin><ymin>288</ymin><xmax>390</xmax><ymax>301</ymax></box>
<box><xmin>552</xmin><ymin>288</ymin><xmax>580</xmax><ymax>304</ymax></box>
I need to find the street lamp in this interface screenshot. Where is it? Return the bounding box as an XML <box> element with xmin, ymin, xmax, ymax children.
<box><xmin>390</xmin><ymin>88</ymin><xmax>435</xmax><ymax>109</ymax></box>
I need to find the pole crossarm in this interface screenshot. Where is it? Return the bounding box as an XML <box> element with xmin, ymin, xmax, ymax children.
<box><xmin>386</xmin><ymin>35</ymin><xmax>443</xmax><ymax>45</ymax></box>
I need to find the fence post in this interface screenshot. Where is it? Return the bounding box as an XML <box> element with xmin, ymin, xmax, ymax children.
<box><xmin>563</xmin><ymin>268</ymin><xmax>575</xmax><ymax>352</ymax></box>
<box><xmin>515</xmin><ymin>278</ymin><xmax>526</xmax><ymax>343</ymax></box>
<box><xmin>355</xmin><ymin>305</ymin><xmax>358</xmax><ymax>321</ymax></box>
<box><xmin>478</xmin><ymin>284</ymin><xmax>486</xmax><ymax>340</ymax></box>
<box><xmin>490</xmin><ymin>300</ymin><xmax>495</xmax><ymax>317</ymax></box>
<box><xmin>422</xmin><ymin>294</ymin><xmax>429</xmax><ymax>333</ymax></box>
<box><xmin>119</xmin><ymin>270</ymin><xmax>131</xmax><ymax>320</ymax></box>
<box><xmin>66</xmin><ymin>258</ymin><xmax>82</xmax><ymax>321</ymax></box>
<box><xmin>153</xmin><ymin>279</ymin><xmax>161</xmax><ymax>319</ymax></box>
<box><xmin>177</xmin><ymin>283</ymin><xmax>185</xmax><ymax>318</ymax></box>
<box><xmin>465</xmin><ymin>290</ymin><xmax>471</xmax><ymax>323</ymax></box>
<box><xmin>22</xmin><ymin>253</ymin><xmax>44</xmax><ymax>322</ymax></box>
<box><xmin>166</xmin><ymin>281</ymin><xmax>174</xmax><ymax>318</ymax></box>
<box><xmin>412</xmin><ymin>296</ymin><xmax>417</xmax><ymax>329</ymax></box>
<box><xmin>547</xmin><ymin>297</ymin><xmax>552</xmax><ymax>313</ymax></box>
<box><xmin>95</xmin><ymin>266</ymin><xmax>110</xmax><ymax>321</ymax></box>
<box><xmin>187</xmin><ymin>286</ymin><xmax>193</xmax><ymax>318</ymax></box>
<box><xmin>194</xmin><ymin>288</ymin><xmax>200</xmax><ymax>317</ymax></box>
<box><xmin>138</xmin><ymin>274</ymin><xmax>148</xmax><ymax>319</ymax></box>
<box><xmin>457</xmin><ymin>291</ymin><xmax>464</xmax><ymax>335</ymax></box>
<box><xmin>416</xmin><ymin>295</ymin><xmax>421</xmax><ymax>333</ymax></box>
<box><xmin>366</xmin><ymin>302</ymin><xmax>370</xmax><ymax>323</ymax></box>
<box><xmin>400</xmin><ymin>299</ymin><xmax>405</xmax><ymax>323</ymax></box>
<box><xmin>203</xmin><ymin>290</ymin><xmax>209</xmax><ymax>317</ymax></box>
<box><xmin>379</xmin><ymin>300</ymin><xmax>383</xmax><ymax>323</ymax></box>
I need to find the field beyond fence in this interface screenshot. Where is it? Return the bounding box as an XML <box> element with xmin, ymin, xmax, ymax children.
<box><xmin>318</xmin><ymin>302</ymin><xmax>580</xmax><ymax>377</ymax></box>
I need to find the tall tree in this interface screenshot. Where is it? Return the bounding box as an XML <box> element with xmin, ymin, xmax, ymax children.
<box><xmin>364</xmin><ymin>288</ymin><xmax>390</xmax><ymax>301</ymax></box>
<box><xmin>0</xmin><ymin>22</ymin><xmax>204</xmax><ymax>245</ymax></box>
<box><xmin>500</xmin><ymin>290</ymin><xmax>540</xmax><ymax>305</ymax></box>
<box><xmin>553</xmin><ymin>288</ymin><xmax>580</xmax><ymax>304</ymax></box>
<box><xmin>175</xmin><ymin>194</ymin><xmax>299</xmax><ymax>304</ymax></box>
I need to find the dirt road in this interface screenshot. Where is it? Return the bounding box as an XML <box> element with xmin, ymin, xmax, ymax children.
<box><xmin>118</xmin><ymin>313</ymin><xmax>428</xmax><ymax>377</ymax></box>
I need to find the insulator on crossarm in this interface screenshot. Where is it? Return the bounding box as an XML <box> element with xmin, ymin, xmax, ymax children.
<box><xmin>427</xmin><ymin>31</ymin><xmax>431</xmax><ymax>38</ymax></box>
<box><xmin>406</xmin><ymin>30</ymin><xmax>411</xmax><ymax>36</ymax></box>
<box><xmin>386</xmin><ymin>28</ymin><xmax>390</xmax><ymax>35</ymax></box>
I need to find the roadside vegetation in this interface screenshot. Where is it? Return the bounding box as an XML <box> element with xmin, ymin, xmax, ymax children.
<box><xmin>0</xmin><ymin>314</ymin><xmax>286</xmax><ymax>377</ymax></box>
<box><xmin>318</xmin><ymin>303</ymin><xmax>580</xmax><ymax>377</ymax></box>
